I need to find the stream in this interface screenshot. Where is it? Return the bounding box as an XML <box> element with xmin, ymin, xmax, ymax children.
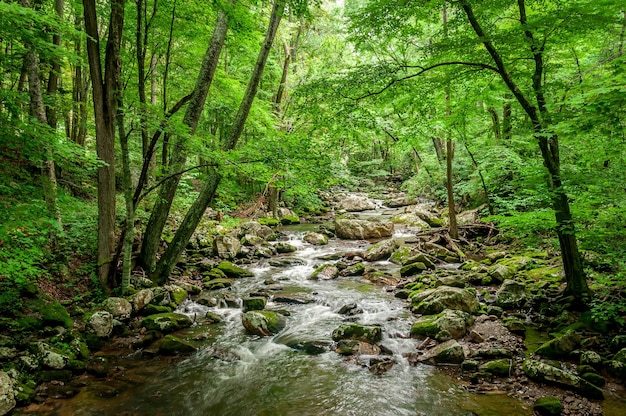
<box><xmin>19</xmin><ymin>204</ymin><xmax>538</xmax><ymax>416</ymax></box>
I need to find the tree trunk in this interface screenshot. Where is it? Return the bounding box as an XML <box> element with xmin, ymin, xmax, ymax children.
<box><xmin>502</xmin><ymin>95</ymin><xmax>512</xmax><ymax>141</ymax></box>
<box><xmin>138</xmin><ymin>8</ymin><xmax>230</xmax><ymax>273</ymax></box>
<box><xmin>46</xmin><ymin>0</ymin><xmax>64</xmax><ymax>130</ymax></box>
<box><xmin>83</xmin><ymin>0</ymin><xmax>125</xmax><ymax>292</ymax></box>
<box><xmin>274</xmin><ymin>39</ymin><xmax>290</xmax><ymax>115</ymax></box>
<box><xmin>151</xmin><ymin>0</ymin><xmax>287</xmax><ymax>284</ymax></box>
<box><xmin>460</xmin><ymin>0</ymin><xmax>589</xmax><ymax>305</ymax></box>
<box><xmin>22</xmin><ymin>0</ymin><xmax>62</xmax><ymax>230</ymax></box>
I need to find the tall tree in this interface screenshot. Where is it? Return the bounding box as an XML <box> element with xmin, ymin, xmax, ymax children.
<box><xmin>83</xmin><ymin>0</ymin><xmax>126</xmax><ymax>291</ymax></box>
<box><xmin>151</xmin><ymin>0</ymin><xmax>288</xmax><ymax>283</ymax></box>
<box><xmin>137</xmin><ymin>6</ymin><xmax>231</xmax><ymax>272</ymax></box>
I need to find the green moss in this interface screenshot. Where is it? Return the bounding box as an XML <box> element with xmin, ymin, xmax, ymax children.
<box><xmin>533</xmin><ymin>396</ymin><xmax>562</xmax><ymax>416</ymax></box>
<box><xmin>203</xmin><ymin>278</ymin><xmax>233</xmax><ymax>290</ymax></box>
<box><xmin>28</xmin><ymin>299</ymin><xmax>73</xmax><ymax>328</ymax></box>
<box><xmin>141</xmin><ymin>304</ymin><xmax>173</xmax><ymax>315</ymax></box>
<box><xmin>158</xmin><ymin>335</ymin><xmax>197</xmax><ymax>355</ymax></box>
<box><xmin>480</xmin><ymin>359</ymin><xmax>512</xmax><ymax>377</ymax></box>
<box><xmin>400</xmin><ymin>262</ymin><xmax>427</xmax><ymax>277</ymax></box>
<box><xmin>217</xmin><ymin>261</ymin><xmax>254</xmax><ymax>278</ymax></box>
<box><xmin>331</xmin><ymin>323</ymin><xmax>382</xmax><ymax>343</ymax></box>
<box><xmin>258</xmin><ymin>217</ymin><xmax>280</xmax><ymax>226</ymax></box>
<box><xmin>410</xmin><ymin>319</ymin><xmax>440</xmax><ymax>338</ymax></box>
<box><xmin>203</xmin><ymin>268</ymin><xmax>227</xmax><ymax>280</ymax></box>
<box><xmin>280</xmin><ymin>214</ymin><xmax>301</xmax><ymax>225</ymax></box>
<box><xmin>170</xmin><ymin>286</ymin><xmax>188</xmax><ymax>306</ymax></box>
<box><xmin>581</xmin><ymin>372</ymin><xmax>606</xmax><ymax>387</ymax></box>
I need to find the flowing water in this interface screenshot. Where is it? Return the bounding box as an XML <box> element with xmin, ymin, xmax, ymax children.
<box><xmin>22</xmin><ymin>222</ymin><xmax>536</xmax><ymax>416</ymax></box>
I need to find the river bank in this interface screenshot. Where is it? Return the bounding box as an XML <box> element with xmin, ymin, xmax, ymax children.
<box><xmin>2</xmin><ymin>188</ymin><xmax>626</xmax><ymax>415</ymax></box>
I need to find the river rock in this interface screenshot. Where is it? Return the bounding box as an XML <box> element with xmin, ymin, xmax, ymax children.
<box><xmin>304</xmin><ymin>232</ymin><xmax>329</xmax><ymax>245</ymax></box>
<box><xmin>409</xmin><ymin>205</ymin><xmax>445</xmax><ymax>227</ymax></box>
<box><xmin>535</xmin><ymin>330</ymin><xmax>581</xmax><ymax>359</ymax></box>
<box><xmin>410</xmin><ymin>309</ymin><xmax>474</xmax><ymax>341</ymax></box>
<box><xmin>100</xmin><ymin>297</ymin><xmax>133</xmax><ymax>320</ymax></box>
<box><xmin>0</xmin><ymin>371</ymin><xmax>15</xmax><ymax>416</ymax></box>
<box><xmin>237</xmin><ymin>221</ymin><xmax>273</xmax><ymax>240</ymax></box>
<box><xmin>203</xmin><ymin>278</ymin><xmax>233</xmax><ymax>290</ymax></box>
<box><xmin>390</xmin><ymin>212</ymin><xmax>430</xmax><ymax>228</ymax></box>
<box><xmin>384</xmin><ymin>196</ymin><xmax>416</xmax><ymax>208</ymax></box>
<box><xmin>275</xmin><ymin>243</ymin><xmax>298</xmax><ymax>253</ymax></box>
<box><xmin>580</xmin><ymin>350</ymin><xmax>603</xmax><ymax>369</ymax></box>
<box><xmin>331</xmin><ymin>323</ymin><xmax>382</xmax><ymax>343</ymax></box>
<box><xmin>129</xmin><ymin>289</ymin><xmax>154</xmax><ymax>313</ymax></box>
<box><xmin>523</xmin><ymin>359</ymin><xmax>604</xmax><ymax>399</ymax></box>
<box><xmin>217</xmin><ymin>261</ymin><xmax>254</xmax><ymax>278</ymax></box>
<box><xmin>335</xmin><ymin>218</ymin><xmax>394</xmax><ymax>240</ymax></box>
<box><xmin>419</xmin><ymin>339</ymin><xmax>465</xmax><ymax>365</ymax></box>
<box><xmin>364</xmin><ymin>238</ymin><xmax>398</xmax><ymax>261</ymax></box>
<box><xmin>164</xmin><ymin>284</ymin><xmax>188</xmax><ymax>307</ymax></box>
<box><xmin>368</xmin><ymin>357</ymin><xmax>396</xmax><ymax>375</ymax></box>
<box><xmin>337</xmin><ymin>303</ymin><xmax>363</xmax><ymax>316</ymax></box>
<box><xmin>487</xmin><ymin>256</ymin><xmax>534</xmax><ymax>283</ymax></box>
<box><xmin>410</xmin><ymin>286</ymin><xmax>479</xmax><ymax>315</ymax></box>
<box><xmin>88</xmin><ymin>311</ymin><xmax>114</xmax><ymax>338</ymax></box>
<box><xmin>158</xmin><ymin>335</ymin><xmax>197</xmax><ymax>355</ymax></box>
<box><xmin>309</xmin><ymin>264</ymin><xmax>339</xmax><ymax>280</ymax></box>
<box><xmin>340</xmin><ymin>194</ymin><xmax>376</xmax><ymax>212</ymax></box>
<box><xmin>613</xmin><ymin>347</ymin><xmax>626</xmax><ymax>364</ymax></box>
<box><xmin>140</xmin><ymin>313</ymin><xmax>193</xmax><ymax>334</ymax></box>
<box><xmin>339</xmin><ymin>262</ymin><xmax>366</xmax><ymax>277</ymax></box>
<box><xmin>479</xmin><ymin>359</ymin><xmax>512</xmax><ymax>377</ymax></box>
<box><xmin>335</xmin><ymin>340</ymin><xmax>381</xmax><ymax>356</ymax></box>
<box><xmin>242</xmin><ymin>297</ymin><xmax>267</xmax><ymax>312</ymax></box>
<box><xmin>213</xmin><ymin>235</ymin><xmax>241</xmax><ymax>259</ymax></box>
<box><xmin>533</xmin><ymin>396</ymin><xmax>562</xmax><ymax>416</ymax></box>
<box><xmin>242</xmin><ymin>311</ymin><xmax>286</xmax><ymax>336</ymax></box>
<box><xmin>610</xmin><ymin>335</ymin><xmax>626</xmax><ymax>352</ymax></box>
<box><xmin>494</xmin><ymin>279</ymin><xmax>528</xmax><ymax>309</ymax></box>
<box><xmin>400</xmin><ymin>261</ymin><xmax>428</xmax><ymax>277</ymax></box>
<box><xmin>606</xmin><ymin>360</ymin><xmax>626</xmax><ymax>380</ymax></box>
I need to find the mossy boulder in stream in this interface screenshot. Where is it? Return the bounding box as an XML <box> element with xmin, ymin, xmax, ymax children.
<box><xmin>410</xmin><ymin>286</ymin><xmax>479</xmax><ymax>315</ymax></box>
<box><xmin>309</xmin><ymin>264</ymin><xmax>339</xmax><ymax>280</ymax></box>
<box><xmin>410</xmin><ymin>309</ymin><xmax>474</xmax><ymax>341</ymax></box>
<box><xmin>141</xmin><ymin>313</ymin><xmax>193</xmax><ymax>334</ymax></box>
<box><xmin>303</xmin><ymin>232</ymin><xmax>328</xmax><ymax>245</ymax></box>
<box><xmin>242</xmin><ymin>311</ymin><xmax>286</xmax><ymax>336</ymax></box>
<box><xmin>419</xmin><ymin>339</ymin><xmax>465</xmax><ymax>365</ymax></box>
<box><xmin>158</xmin><ymin>335</ymin><xmax>197</xmax><ymax>355</ymax></box>
<box><xmin>494</xmin><ymin>279</ymin><xmax>528</xmax><ymax>309</ymax></box>
<box><xmin>217</xmin><ymin>261</ymin><xmax>254</xmax><ymax>278</ymax></box>
<box><xmin>523</xmin><ymin>359</ymin><xmax>603</xmax><ymax>399</ymax></box>
<box><xmin>100</xmin><ymin>297</ymin><xmax>133</xmax><ymax>320</ymax></box>
<box><xmin>334</xmin><ymin>218</ymin><xmax>394</xmax><ymax>240</ymax></box>
<box><xmin>331</xmin><ymin>323</ymin><xmax>382</xmax><ymax>344</ymax></box>
<box><xmin>535</xmin><ymin>330</ymin><xmax>581</xmax><ymax>359</ymax></box>
<box><xmin>364</xmin><ymin>238</ymin><xmax>398</xmax><ymax>261</ymax></box>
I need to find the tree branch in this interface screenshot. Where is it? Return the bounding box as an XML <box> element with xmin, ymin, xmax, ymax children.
<box><xmin>346</xmin><ymin>61</ymin><xmax>500</xmax><ymax>100</ymax></box>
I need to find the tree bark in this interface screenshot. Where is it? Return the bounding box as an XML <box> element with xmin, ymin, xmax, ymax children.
<box><xmin>274</xmin><ymin>39</ymin><xmax>290</xmax><ymax>115</ymax></box>
<box><xmin>138</xmin><ymin>8</ymin><xmax>230</xmax><ymax>273</ymax></box>
<box><xmin>83</xmin><ymin>0</ymin><xmax>125</xmax><ymax>291</ymax></box>
<box><xmin>45</xmin><ymin>0</ymin><xmax>64</xmax><ymax>130</ymax></box>
<box><xmin>151</xmin><ymin>0</ymin><xmax>287</xmax><ymax>283</ymax></box>
<box><xmin>460</xmin><ymin>0</ymin><xmax>589</xmax><ymax>305</ymax></box>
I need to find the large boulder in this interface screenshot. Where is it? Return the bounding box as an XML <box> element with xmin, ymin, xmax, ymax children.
<box><xmin>213</xmin><ymin>235</ymin><xmax>241</xmax><ymax>259</ymax></box>
<box><xmin>410</xmin><ymin>286</ymin><xmax>479</xmax><ymax>315</ymax></box>
<box><xmin>495</xmin><ymin>279</ymin><xmax>528</xmax><ymax>309</ymax></box>
<box><xmin>409</xmin><ymin>205</ymin><xmax>445</xmax><ymax>228</ymax></box>
<box><xmin>140</xmin><ymin>313</ymin><xmax>193</xmax><ymax>334</ymax></box>
<box><xmin>237</xmin><ymin>221</ymin><xmax>273</xmax><ymax>240</ymax></box>
<box><xmin>364</xmin><ymin>238</ymin><xmax>398</xmax><ymax>261</ymax></box>
<box><xmin>100</xmin><ymin>297</ymin><xmax>133</xmax><ymax>320</ymax></box>
<box><xmin>304</xmin><ymin>232</ymin><xmax>329</xmax><ymax>245</ymax></box>
<box><xmin>88</xmin><ymin>311</ymin><xmax>114</xmax><ymax>338</ymax></box>
<box><xmin>410</xmin><ymin>309</ymin><xmax>474</xmax><ymax>341</ymax></box>
<box><xmin>217</xmin><ymin>261</ymin><xmax>254</xmax><ymax>278</ymax></box>
<box><xmin>523</xmin><ymin>359</ymin><xmax>603</xmax><ymax>399</ymax></box>
<box><xmin>535</xmin><ymin>330</ymin><xmax>581</xmax><ymax>359</ymax></box>
<box><xmin>419</xmin><ymin>339</ymin><xmax>465</xmax><ymax>365</ymax></box>
<box><xmin>0</xmin><ymin>371</ymin><xmax>15</xmax><ymax>416</ymax></box>
<box><xmin>158</xmin><ymin>335</ymin><xmax>197</xmax><ymax>355</ymax></box>
<box><xmin>335</xmin><ymin>219</ymin><xmax>394</xmax><ymax>240</ymax></box>
<box><xmin>129</xmin><ymin>288</ymin><xmax>154</xmax><ymax>312</ymax></box>
<box><xmin>242</xmin><ymin>311</ymin><xmax>286</xmax><ymax>336</ymax></box>
<box><xmin>340</xmin><ymin>194</ymin><xmax>376</xmax><ymax>212</ymax></box>
<box><xmin>488</xmin><ymin>256</ymin><xmax>534</xmax><ymax>283</ymax></box>
<box><xmin>331</xmin><ymin>323</ymin><xmax>382</xmax><ymax>344</ymax></box>
<box><xmin>309</xmin><ymin>264</ymin><xmax>339</xmax><ymax>280</ymax></box>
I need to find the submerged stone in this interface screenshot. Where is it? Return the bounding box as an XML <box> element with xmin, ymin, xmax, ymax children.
<box><xmin>242</xmin><ymin>310</ymin><xmax>286</xmax><ymax>336</ymax></box>
<box><xmin>159</xmin><ymin>335</ymin><xmax>197</xmax><ymax>355</ymax></box>
<box><xmin>331</xmin><ymin>323</ymin><xmax>382</xmax><ymax>344</ymax></box>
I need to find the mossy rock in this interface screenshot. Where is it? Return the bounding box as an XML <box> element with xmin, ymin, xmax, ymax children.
<box><xmin>535</xmin><ymin>330</ymin><xmax>581</xmax><ymax>359</ymax></box>
<box><xmin>203</xmin><ymin>278</ymin><xmax>233</xmax><ymax>290</ymax></box>
<box><xmin>523</xmin><ymin>359</ymin><xmax>603</xmax><ymax>399</ymax></box>
<box><xmin>613</xmin><ymin>347</ymin><xmax>626</xmax><ymax>364</ymax></box>
<box><xmin>581</xmin><ymin>372</ymin><xmax>606</xmax><ymax>387</ymax></box>
<box><xmin>258</xmin><ymin>217</ymin><xmax>280</xmax><ymax>227</ymax></box>
<box><xmin>410</xmin><ymin>309</ymin><xmax>473</xmax><ymax>341</ymax></box>
<box><xmin>400</xmin><ymin>262</ymin><xmax>428</xmax><ymax>277</ymax></box>
<box><xmin>410</xmin><ymin>286</ymin><xmax>479</xmax><ymax>315</ymax></box>
<box><xmin>503</xmin><ymin>318</ymin><xmax>526</xmax><ymax>337</ymax></box>
<box><xmin>242</xmin><ymin>297</ymin><xmax>266</xmax><ymax>312</ymax></box>
<box><xmin>141</xmin><ymin>304</ymin><xmax>173</xmax><ymax>316</ymax></box>
<box><xmin>341</xmin><ymin>262</ymin><xmax>366</xmax><ymax>277</ymax></box>
<box><xmin>168</xmin><ymin>285</ymin><xmax>188</xmax><ymax>307</ymax></box>
<box><xmin>280</xmin><ymin>214</ymin><xmax>301</xmax><ymax>225</ymax></box>
<box><xmin>217</xmin><ymin>261</ymin><xmax>254</xmax><ymax>278</ymax></box>
<box><xmin>480</xmin><ymin>359</ymin><xmax>512</xmax><ymax>377</ymax></box>
<box><xmin>140</xmin><ymin>313</ymin><xmax>193</xmax><ymax>334</ymax></box>
<box><xmin>275</xmin><ymin>243</ymin><xmax>298</xmax><ymax>253</ymax></box>
<box><xmin>331</xmin><ymin>323</ymin><xmax>382</xmax><ymax>343</ymax></box>
<box><xmin>242</xmin><ymin>310</ymin><xmax>286</xmax><ymax>336</ymax></box>
<box><xmin>606</xmin><ymin>360</ymin><xmax>626</xmax><ymax>380</ymax></box>
<box><xmin>533</xmin><ymin>396</ymin><xmax>562</xmax><ymax>416</ymax></box>
<box><xmin>27</xmin><ymin>299</ymin><xmax>73</xmax><ymax>329</ymax></box>
<box><xmin>309</xmin><ymin>264</ymin><xmax>339</xmax><ymax>280</ymax></box>
<box><xmin>461</xmin><ymin>360</ymin><xmax>480</xmax><ymax>372</ymax></box>
<box><xmin>158</xmin><ymin>335</ymin><xmax>197</xmax><ymax>355</ymax></box>
<box><xmin>203</xmin><ymin>268</ymin><xmax>227</xmax><ymax>280</ymax></box>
